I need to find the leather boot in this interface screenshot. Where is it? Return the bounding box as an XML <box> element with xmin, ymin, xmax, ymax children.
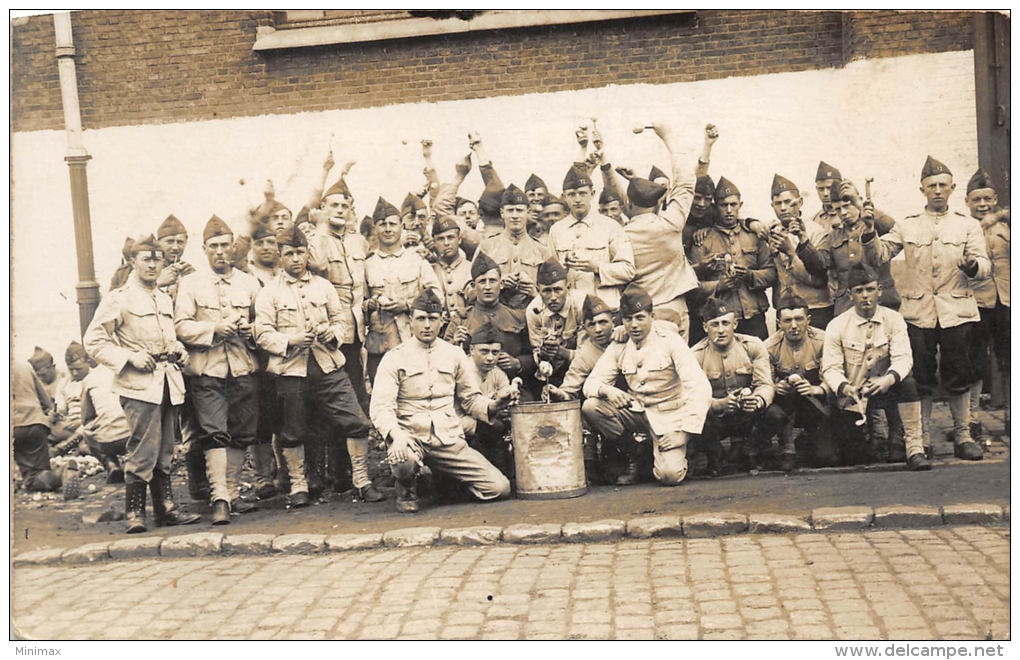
<box><xmin>948</xmin><ymin>393</ymin><xmax>983</xmax><ymax>461</ymax></box>
<box><xmin>205</xmin><ymin>446</ymin><xmax>230</xmax><ymax>509</ymax></box>
<box><xmin>103</xmin><ymin>456</ymin><xmax>125</xmax><ymax>484</ymax></box>
<box><xmin>281</xmin><ymin>446</ymin><xmax>310</xmax><ymax>507</ymax></box>
<box><xmin>304</xmin><ymin>432</ymin><xmax>326</xmax><ymax>499</ymax></box>
<box><xmin>227</xmin><ymin>447</ymin><xmax>258</xmax><ymax>513</ymax></box>
<box><xmin>150</xmin><ymin>469</ymin><xmax>202</xmax><ymax>526</ymax></box>
<box><xmin>211</xmin><ymin>499</ymin><xmax>230</xmax><ymax>525</ymax></box>
<box><xmin>331</xmin><ymin>439</ymin><xmax>353</xmax><ymax>493</ymax></box>
<box><xmin>347</xmin><ymin>437</ymin><xmax>382</xmax><ymax>501</ymax></box>
<box><xmin>898</xmin><ymin>401</ymin><xmax>928</xmax><ymax>470</ymax></box>
<box><xmin>249</xmin><ymin>443</ymin><xmax>278</xmax><ymax>500</ymax></box>
<box><xmin>395</xmin><ymin>476</ymin><xmax>419</xmax><ymax>513</ymax></box>
<box><xmin>185</xmin><ymin>447</ymin><xmax>210</xmax><ymax>501</ymax></box>
<box><xmin>124</xmin><ymin>476</ymin><xmax>148</xmax><ymax>534</ymax></box>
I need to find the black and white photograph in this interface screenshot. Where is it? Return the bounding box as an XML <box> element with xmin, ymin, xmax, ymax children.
<box><xmin>9</xmin><ymin>8</ymin><xmax>1011</xmax><ymax>650</ymax></box>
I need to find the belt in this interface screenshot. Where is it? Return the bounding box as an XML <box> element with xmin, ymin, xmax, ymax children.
<box><xmin>150</xmin><ymin>352</ymin><xmax>180</xmax><ymax>364</ymax></box>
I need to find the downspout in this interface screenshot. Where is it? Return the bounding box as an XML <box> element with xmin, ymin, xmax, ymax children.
<box><xmin>54</xmin><ymin>11</ymin><xmax>100</xmax><ymax>336</ymax></box>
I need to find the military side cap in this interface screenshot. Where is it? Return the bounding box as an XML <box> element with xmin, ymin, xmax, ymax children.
<box><xmin>131</xmin><ymin>234</ymin><xmax>162</xmax><ymax>257</ymax></box>
<box><xmin>627</xmin><ymin>177</ymin><xmax>667</xmax><ymax>208</ymax></box>
<box><xmin>401</xmin><ymin>192</ymin><xmax>426</xmax><ymax>217</ymax></box>
<box><xmin>268</xmin><ymin>200</ymin><xmax>290</xmax><ymax>215</ymax></box>
<box><xmin>121</xmin><ymin>236</ymin><xmax>136</xmax><ymax>260</ymax></box>
<box><xmin>157</xmin><ymin>214</ymin><xmax>187</xmax><ymax>239</ymax></box>
<box><xmin>432</xmin><ymin>215</ymin><xmax>460</xmax><ymax>236</ymax></box>
<box><xmin>323</xmin><ymin>177</ymin><xmax>352</xmax><ymax>200</ymax></box>
<box><xmin>525</xmin><ymin>173</ymin><xmax>547</xmax><ymax>192</ymax></box>
<box><xmin>470</xmin><ymin>251</ymin><xmax>500</xmax><ymax>281</ymax></box>
<box><xmin>251</xmin><ymin>223</ymin><xmax>275</xmax><ymax>241</ymax></box>
<box><xmin>411</xmin><ymin>288</ymin><xmax>444</xmax><ymax>314</ymax></box>
<box><xmin>469</xmin><ymin>322</ymin><xmax>502</xmax><ymax>347</ymax></box>
<box><xmin>713</xmin><ymin>176</ymin><xmax>741</xmax><ymax>201</ymax></box>
<box><xmin>847</xmin><ymin>262</ymin><xmax>879</xmax><ymax>289</ymax></box>
<box><xmin>599</xmin><ymin>187</ymin><xmax>622</xmax><ymax>205</ymax></box>
<box><xmin>294</xmin><ymin>206</ymin><xmax>310</xmax><ymax>226</ymax></box>
<box><xmin>771</xmin><ymin>174</ymin><xmax>799</xmax><ymax>197</ymax></box>
<box><xmin>65</xmin><ymin>341</ymin><xmax>91</xmax><ymax>366</ymax></box>
<box><xmin>921</xmin><ymin>155</ymin><xmax>951</xmax><ymax>181</ymax></box>
<box><xmin>28</xmin><ymin>346</ymin><xmax>54</xmax><ymax>369</ymax></box>
<box><xmin>276</xmin><ymin>225</ymin><xmax>308</xmax><ymax>248</ymax></box>
<box><xmin>581</xmin><ymin>294</ymin><xmax>612</xmax><ymax>323</ymax></box>
<box><xmin>700</xmin><ymin>297</ymin><xmax>733</xmax><ymax>322</ymax></box>
<box><xmin>373</xmin><ymin>197</ymin><xmax>400</xmax><ymax>223</ymax></box>
<box><xmin>562</xmin><ymin>165</ymin><xmax>593</xmax><ymax>191</ymax></box>
<box><xmin>815</xmin><ymin>161</ymin><xmax>841</xmax><ymax>182</ymax></box>
<box><xmin>695</xmin><ymin>175</ymin><xmax>716</xmax><ymax>198</ymax></box>
<box><xmin>542</xmin><ymin>194</ymin><xmax>568</xmax><ymax>209</ymax></box>
<box><xmin>648</xmin><ymin>165</ymin><xmax>668</xmax><ymax>182</ymax></box>
<box><xmin>829</xmin><ymin>179</ymin><xmax>845</xmax><ymax>203</ymax></box>
<box><xmin>501</xmin><ymin>184</ymin><xmax>528</xmax><ymax>207</ymax></box>
<box><xmin>203</xmin><ymin>214</ymin><xmax>233</xmax><ymax>243</ymax></box>
<box><xmin>619</xmin><ymin>284</ymin><xmax>654</xmax><ymax>317</ymax></box>
<box><xmin>536</xmin><ymin>257</ymin><xmax>568</xmax><ymax>285</ymax></box>
<box><xmin>478</xmin><ymin>181</ymin><xmax>505</xmax><ymax>214</ymax></box>
<box><xmin>454</xmin><ymin>196</ymin><xmax>475</xmax><ymax>212</ymax></box>
<box><xmin>967</xmin><ymin>168</ymin><xmax>996</xmax><ymax>195</ymax></box>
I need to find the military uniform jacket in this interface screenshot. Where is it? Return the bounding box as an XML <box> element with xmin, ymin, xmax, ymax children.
<box><xmin>970</xmin><ymin>218</ymin><xmax>1010</xmax><ymax>308</ymax></box>
<box><xmin>174</xmin><ymin>266</ymin><xmax>262</xmax><ymax>379</ymax></box>
<box><xmin>821</xmin><ymin>306</ymin><xmax>913</xmax><ymax>404</ymax></box>
<box><xmin>762</xmin><ymin>326</ymin><xmax>827</xmax><ymax>389</ymax></box>
<box><xmin>308</xmin><ymin>229</ymin><xmax>369</xmax><ymax>344</ymax></box>
<box><xmin>759</xmin><ymin>216</ymin><xmax>832</xmax><ymax>310</ymax></box>
<box><xmin>364</xmin><ymin>247</ymin><xmax>442</xmax><ymax>354</ymax></box>
<box><xmin>583</xmin><ymin>325</ymin><xmax>712</xmax><ymax>436</ymax></box>
<box><xmin>547</xmin><ymin>208</ymin><xmax>636</xmax><ymax>310</ymax></box>
<box><xmin>625</xmin><ymin>160</ymin><xmax>699</xmax><ymax>305</ymax></box>
<box><xmin>84</xmin><ymin>273</ymin><xmax>187</xmax><ymax>405</ymax></box>
<box><xmin>690</xmin><ymin>225</ymin><xmax>777</xmax><ymax>319</ymax></box>
<box><xmin>433</xmin><ymin>251</ymin><xmax>473</xmax><ymax>313</ymax></box>
<box><xmin>444</xmin><ymin>302</ymin><xmax>534</xmax><ymax>379</ymax></box>
<box><xmin>253</xmin><ymin>270</ymin><xmax>348</xmax><ymax>377</ymax></box>
<box><xmin>691</xmin><ymin>334</ymin><xmax>775</xmax><ymax>407</ymax></box>
<box><xmin>476</xmin><ymin>231</ymin><xmax>552</xmax><ymax>309</ymax></box>
<box><xmin>370</xmin><ymin>337</ymin><xmax>494</xmax><ymax>446</ymax></box>
<box><xmin>867</xmin><ymin>209</ymin><xmax>991</xmax><ymax>329</ymax></box>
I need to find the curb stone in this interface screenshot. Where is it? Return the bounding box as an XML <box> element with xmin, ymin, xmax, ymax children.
<box><xmin>13</xmin><ymin>501</ymin><xmax>1009</xmax><ymax>567</ymax></box>
<box><xmin>811</xmin><ymin>506</ymin><xmax>874</xmax><ymax>531</ymax></box>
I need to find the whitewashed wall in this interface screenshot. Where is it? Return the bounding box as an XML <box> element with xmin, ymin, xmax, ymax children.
<box><xmin>12</xmin><ymin>49</ymin><xmax>978</xmax><ymax>360</ymax></box>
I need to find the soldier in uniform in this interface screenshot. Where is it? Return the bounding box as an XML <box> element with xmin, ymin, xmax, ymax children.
<box><xmin>964</xmin><ymin>168</ymin><xmax>1010</xmax><ymax>438</ymax></box>
<box><xmin>363</xmin><ymin>197</ymin><xmax>442</xmax><ymax>385</ymax></box>
<box><xmin>821</xmin><ymin>263</ymin><xmax>930</xmax><ymax>471</ymax></box>
<box><xmin>690</xmin><ymin>298</ymin><xmax>777</xmax><ymax>476</ymax></box>
<box><xmin>760</xmin><ymin>174</ymin><xmax>834</xmax><ymax>329</ymax></box>
<box><xmin>526</xmin><ymin>258</ymin><xmax>587</xmax><ymax>388</ymax></box>
<box><xmin>622</xmin><ymin>122</ymin><xmax>700</xmax><ymax>339</ymax></box>
<box><xmin>865</xmin><ymin>156</ymin><xmax>991</xmax><ymax>461</ymax></box>
<box><xmin>548</xmin><ymin>166</ymin><xmax>636</xmax><ymax>311</ymax></box>
<box><xmin>598</xmin><ymin>187</ymin><xmax>628</xmax><ymax>226</ymax></box>
<box><xmin>582</xmin><ymin>285</ymin><xmax>712</xmax><ymax>487</ymax></box>
<box><xmin>475</xmin><ymin>184</ymin><xmax>550</xmax><ymax>309</ymax></box>
<box><xmin>812</xmin><ymin>161</ymin><xmax>842</xmax><ymax>231</ymax></box>
<box><xmin>84</xmin><ymin>234</ymin><xmax>201</xmax><ymax>533</ymax></box>
<box><xmin>459</xmin><ymin>322</ymin><xmax>513</xmax><ymax>478</ymax></box>
<box><xmin>370</xmin><ymin>289</ymin><xmax>515</xmax><ymax>513</ymax></box>
<box><xmin>254</xmin><ymin>226</ymin><xmax>376</xmax><ymax>507</ymax></box>
<box><xmin>761</xmin><ymin>295</ymin><xmax>831</xmax><ymax>471</ymax></box>
<box><xmin>175</xmin><ymin>216</ymin><xmax>263</xmax><ymax>523</ymax></box>
<box><xmin>689</xmin><ymin>178</ymin><xmax>777</xmax><ymax>340</ymax></box>
<box><xmin>431</xmin><ymin>215</ymin><xmax>473</xmax><ymax>315</ymax></box>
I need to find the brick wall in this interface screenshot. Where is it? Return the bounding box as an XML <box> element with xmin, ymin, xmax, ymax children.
<box><xmin>12</xmin><ymin>10</ymin><xmax>974</xmax><ymax>133</ymax></box>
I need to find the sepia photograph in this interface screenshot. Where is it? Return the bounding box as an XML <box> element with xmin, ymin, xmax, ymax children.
<box><xmin>9</xmin><ymin>8</ymin><xmax>1011</xmax><ymax>651</ymax></box>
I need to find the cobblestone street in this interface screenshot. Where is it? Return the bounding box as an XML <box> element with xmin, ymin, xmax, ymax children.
<box><xmin>13</xmin><ymin>525</ymin><xmax>1009</xmax><ymax>641</ymax></box>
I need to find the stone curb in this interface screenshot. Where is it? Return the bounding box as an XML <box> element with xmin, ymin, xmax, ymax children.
<box><xmin>13</xmin><ymin>502</ymin><xmax>1009</xmax><ymax>567</ymax></box>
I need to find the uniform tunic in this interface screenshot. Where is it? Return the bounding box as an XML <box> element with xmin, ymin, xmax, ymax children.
<box><xmin>762</xmin><ymin>326</ymin><xmax>827</xmax><ymax>388</ymax></box>
<box><xmin>820</xmin><ymin>306</ymin><xmax>913</xmax><ymax>402</ymax></box>
<box><xmin>691</xmin><ymin>334</ymin><xmax>775</xmax><ymax>406</ymax></box>
<box><xmin>759</xmin><ymin>216</ymin><xmax>832</xmax><ymax>311</ymax></box>
<box><xmin>547</xmin><ymin>208</ymin><xmax>636</xmax><ymax>310</ymax></box>
<box><xmin>309</xmin><ymin>230</ymin><xmax>369</xmax><ymax>344</ymax></box>
<box><xmin>476</xmin><ymin>231</ymin><xmax>552</xmax><ymax>309</ymax></box>
<box><xmin>690</xmin><ymin>225</ymin><xmax>777</xmax><ymax>321</ymax></box>
<box><xmin>433</xmin><ymin>251</ymin><xmax>473</xmax><ymax>313</ymax></box>
<box><xmin>363</xmin><ymin>247</ymin><xmax>441</xmax><ymax>355</ymax></box>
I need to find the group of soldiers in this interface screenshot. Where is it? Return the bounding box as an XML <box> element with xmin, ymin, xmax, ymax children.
<box><xmin>12</xmin><ymin>121</ymin><xmax>1010</xmax><ymax>533</ymax></box>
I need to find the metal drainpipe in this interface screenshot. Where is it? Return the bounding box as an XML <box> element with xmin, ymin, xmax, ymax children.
<box><xmin>54</xmin><ymin>11</ymin><xmax>100</xmax><ymax>336</ymax></box>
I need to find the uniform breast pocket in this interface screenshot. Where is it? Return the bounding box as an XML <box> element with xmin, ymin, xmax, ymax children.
<box><xmin>276</xmin><ymin>301</ymin><xmax>302</xmax><ymax>330</ymax></box>
<box><xmin>229</xmin><ymin>292</ymin><xmax>254</xmax><ymax>321</ymax></box>
<box><xmin>307</xmin><ymin>296</ymin><xmax>330</xmax><ymax>328</ymax></box>
<box><xmin>843</xmin><ymin>339</ymin><xmax>867</xmax><ymax>366</ymax></box>
<box><xmin>394</xmin><ymin>272</ymin><xmax>422</xmax><ymax>301</ymax></box>
<box><xmin>740</xmin><ymin>247</ymin><xmax>759</xmax><ymax>266</ymax></box>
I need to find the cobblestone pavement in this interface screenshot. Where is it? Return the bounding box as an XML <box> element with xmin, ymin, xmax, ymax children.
<box><xmin>13</xmin><ymin>526</ymin><xmax>1009</xmax><ymax>641</ymax></box>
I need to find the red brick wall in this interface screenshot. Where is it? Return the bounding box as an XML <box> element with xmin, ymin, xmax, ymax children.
<box><xmin>12</xmin><ymin>10</ymin><xmax>974</xmax><ymax>133</ymax></box>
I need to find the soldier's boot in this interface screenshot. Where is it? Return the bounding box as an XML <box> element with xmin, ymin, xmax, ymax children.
<box><xmin>920</xmin><ymin>398</ymin><xmax>934</xmax><ymax>460</ymax></box>
<box><xmin>948</xmin><ymin>393</ymin><xmax>983</xmax><ymax>461</ymax></box>
<box><xmin>615</xmin><ymin>436</ymin><xmax>644</xmax><ymax>486</ymax></box>
<box><xmin>185</xmin><ymin>447</ymin><xmax>210</xmax><ymax>501</ymax></box>
<box><xmin>886</xmin><ymin>408</ymin><xmax>907</xmax><ymax>464</ymax></box>
<box><xmin>348</xmin><ymin>438</ymin><xmax>383</xmax><ymax>502</ymax></box>
<box><xmin>778</xmin><ymin>421</ymin><xmax>797</xmax><ymax>472</ymax></box>
<box><xmin>330</xmin><ymin>439</ymin><xmax>353</xmax><ymax>494</ymax></box>
<box><xmin>103</xmin><ymin>456</ymin><xmax>125</xmax><ymax>484</ymax></box>
<box><xmin>124</xmin><ymin>475</ymin><xmax>148</xmax><ymax>534</ymax></box>
<box><xmin>273</xmin><ymin>438</ymin><xmax>291</xmax><ymax>494</ymax></box>
<box><xmin>227</xmin><ymin>447</ymin><xmax>258</xmax><ymax>513</ymax></box>
<box><xmin>249</xmin><ymin>442</ymin><xmax>278</xmax><ymax>500</ymax></box>
<box><xmin>281</xmin><ymin>446</ymin><xmax>310</xmax><ymax>508</ymax></box>
<box><xmin>899</xmin><ymin>401</ymin><xmax>930</xmax><ymax>471</ymax></box>
<box><xmin>205</xmin><ymin>447</ymin><xmax>231</xmax><ymax>525</ymax></box>
<box><xmin>305</xmin><ymin>436</ymin><xmax>326</xmax><ymax>499</ymax></box>
<box><xmin>395</xmin><ymin>476</ymin><xmax>420</xmax><ymax>514</ymax></box>
<box><xmin>969</xmin><ymin>380</ymin><xmax>984</xmax><ymax>442</ymax></box>
<box><xmin>150</xmin><ymin>469</ymin><xmax>201</xmax><ymax>527</ymax></box>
